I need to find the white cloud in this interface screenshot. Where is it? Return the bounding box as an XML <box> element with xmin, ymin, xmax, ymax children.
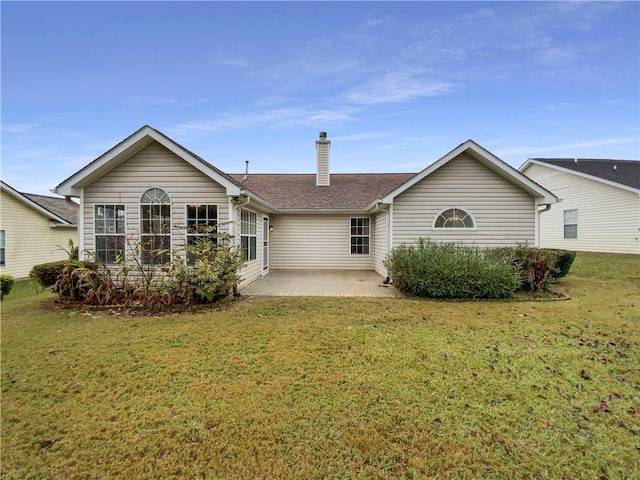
<box><xmin>497</xmin><ymin>137</ymin><xmax>639</xmax><ymax>157</ymax></box>
<box><xmin>2</xmin><ymin>123</ymin><xmax>39</xmax><ymax>135</ymax></box>
<box><xmin>345</xmin><ymin>68</ymin><xmax>457</xmax><ymax>105</ymax></box>
<box><xmin>164</xmin><ymin>106</ymin><xmax>359</xmax><ymax>139</ymax></box>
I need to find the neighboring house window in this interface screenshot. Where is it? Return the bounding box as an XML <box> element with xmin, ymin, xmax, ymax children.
<box><xmin>0</xmin><ymin>230</ymin><xmax>5</xmax><ymax>266</ymax></box>
<box><xmin>186</xmin><ymin>204</ymin><xmax>218</xmax><ymax>264</ymax></box>
<box><xmin>564</xmin><ymin>209</ymin><xmax>578</xmax><ymax>239</ymax></box>
<box><xmin>94</xmin><ymin>205</ymin><xmax>125</xmax><ymax>263</ymax></box>
<box><xmin>434</xmin><ymin>208</ymin><xmax>475</xmax><ymax>229</ymax></box>
<box><xmin>140</xmin><ymin>188</ymin><xmax>171</xmax><ymax>264</ymax></box>
<box><xmin>350</xmin><ymin>217</ymin><xmax>370</xmax><ymax>255</ymax></box>
<box><xmin>240</xmin><ymin>208</ymin><xmax>257</xmax><ymax>261</ymax></box>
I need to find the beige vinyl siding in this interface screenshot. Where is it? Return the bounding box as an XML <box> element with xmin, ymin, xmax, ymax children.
<box><xmin>83</xmin><ymin>141</ymin><xmax>229</xmax><ymax>260</ymax></box>
<box><xmin>0</xmin><ymin>191</ymin><xmax>77</xmax><ymax>279</ymax></box>
<box><xmin>373</xmin><ymin>210</ymin><xmax>389</xmax><ymax>276</ymax></box>
<box><xmin>269</xmin><ymin>214</ymin><xmax>374</xmax><ymax>270</ymax></box>
<box><xmin>525</xmin><ymin>164</ymin><xmax>640</xmax><ymax>254</ymax></box>
<box><xmin>393</xmin><ymin>153</ymin><xmax>535</xmax><ymax>247</ymax></box>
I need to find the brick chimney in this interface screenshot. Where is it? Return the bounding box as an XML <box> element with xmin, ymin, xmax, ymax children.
<box><xmin>316</xmin><ymin>131</ymin><xmax>330</xmax><ymax>186</ymax></box>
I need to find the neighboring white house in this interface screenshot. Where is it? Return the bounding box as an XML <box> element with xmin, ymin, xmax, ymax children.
<box><xmin>520</xmin><ymin>158</ymin><xmax>640</xmax><ymax>255</ymax></box>
<box><xmin>53</xmin><ymin>126</ymin><xmax>557</xmax><ymax>287</ymax></box>
<box><xmin>0</xmin><ymin>181</ymin><xmax>79</xmax><ymax>279</ymax></box>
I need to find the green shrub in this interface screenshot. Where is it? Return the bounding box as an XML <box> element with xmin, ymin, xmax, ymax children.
<box><xmin>384</xmin><ymin>239</ymin><xmax>520</xmax><ymax>299</ymax></box>
<box><xmin>486</xmin><ymin>245</ymin><xmax>559</xmax><ymax>291</ymax></box>
<box><xmin>0</xmin><ymin>274</ymin><xmax>15</xmax><ymax>299</ymax></box>
<box><xmin>550</xmin><ymin>249</ymin><xmax>576</xmax><ymax>279</ymax></box>
<box><xmin>162</xmin><ymin>236</ymin><xmax>244</xmax><ymax>305</ymax></box>
<box><xmin>30</xmin><ymin>261</ymin><xmax>98</xmax><ymax>288</ymax></box>
<box><xmin>30</xmin><ymin>261</ymin><xmax>66</xmax><ymax>287</ymax></box>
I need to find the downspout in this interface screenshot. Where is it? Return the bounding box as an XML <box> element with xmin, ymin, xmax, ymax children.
<box><xmin>72</xmin><ymin>192</ymin><xmax>85</xmax><ymax>260</ymax></box>
<box><xmin>536</xmin><ymin>200</ymin><xmax>552</xmax><ymax>248</ymax></box>
<box><xmin>229</xmin><ymin>193</ymin><xmax>251</xmax><ymax>242</ymax></box>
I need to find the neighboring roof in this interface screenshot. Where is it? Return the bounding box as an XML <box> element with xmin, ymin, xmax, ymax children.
<box><xmin>231</xmin><ymin>173</ymin><xmax>415</xmax><ymax>210</ymax></box>
<box><xmin>54</xmin><ymin>125</ymin><xmax>246</xmax><ymax>199</ymax></box>
<box><xmin>23</xmin><ymin>193</ymin><xmax>79</xmax><ymax>224</ymax></box>
<box><xmin>521</xmin><ymin>158</ymin><xmax>640</xmax><ymax>192</ymax></box>
<box><xmin>1</xmin><ymin>181</ymin><xmax>77</xmax><ymax>225</ymax></box>
<box><xmin>382</xmin><ymin>139</ymin><xmax>558</xmax><ymax>205</ymax></box>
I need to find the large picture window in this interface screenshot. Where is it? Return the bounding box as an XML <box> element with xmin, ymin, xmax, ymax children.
<box><xmin>140</xmin><ymin>188</ymin><xmax>171</xmax><ymax>264</ymax></box>
<box><xmin>240</xmin><ymin>208</ymin><xmax>257</xmax><ymax>261</ymax></box>
<box><xmin>564</xmin><ymin>209</ymin><xmax>578</xmax><ymax>239</ymax></box>
<box><xmin>186</xmin><ymin>204</ymin><xmax>218</xmax><ymax>264</ymax></box>
<box><xmin>350</xmin><ymin>217</ymin><xmax>370</xmax><ymax>255</ymax></box>
<box><xmin>94</xmin><ymin>205</ymin><xmax>125</xmax><ymax>264</ymax></box>
<box><xmin>434</xmin><ymin>208</ymin><xmax>475</xmax><ymax>229</ymax></box>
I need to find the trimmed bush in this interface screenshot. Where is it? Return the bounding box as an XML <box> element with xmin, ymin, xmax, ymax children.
<box><xmin>384</xmin><ymin>240</ymin><xmax>520</xmax><ymax>299</ymax></box>
<box><xmin>30</xmin><ymin>261</ymin><xmax>98</xmax><ymax>288</ymax></box>
<box><xmin>1</xmin><ymin>274</ymin><xmax>15</xmax><ymax>299</ymax></box>
<box><xmin>30</xmin><ymin>261</ymin><xmax>67</xmax><ymax>287</ymax></box>
<box><xmin>550</xmin><ymin>249</ymin><xmax>576</xmax><ymax>279</ymax></box>
<box><xmin>486</xmin><ymin>245</ymin><xmax>560</xmax><ymax>291</ymax></box>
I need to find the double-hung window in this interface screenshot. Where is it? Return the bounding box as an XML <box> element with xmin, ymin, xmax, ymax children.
<box><xmin>0</xmin><ymin>230</ymin><xmax>5</xmax><ymax>266</ymax></box>
<box><xmin>564</xmin><ymin>209</ymin><xmax>578</xmax><ymax>239</ymax></box>
<box><xmin>350</xmin><ymin>217</ymin><xmax>370</xmax><ymax>255</ymax></box>
<box><xmin>94</xmin><ymin>205</ymin><xmax>125</xmax><ymax>263</ymax></box>
<box><xmin>140</xmin><ymin>188</ymin><xmax>172</xmax><ymax>265</ymax></box>
<box><xmin>186</xmin><ymin>204</ymin><xmax>218</xmax><ymax>264</ymax></box>
<box><xmin>240</xmin><ymin>208</ymin><xmax>257</xmax><ymax>261</ymax></box>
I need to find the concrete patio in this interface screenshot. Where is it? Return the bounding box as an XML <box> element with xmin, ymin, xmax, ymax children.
<box><xmin>240</xmin><ymin>270</ymin><xmax>403</xmax><ymax>298</ymax></box>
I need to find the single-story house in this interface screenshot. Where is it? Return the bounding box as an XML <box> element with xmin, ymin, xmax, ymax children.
<box><xmin>520</xmin><ymin>158</ymin><xmax>640</xmax><ymax>255</ymax></box>
<box><xmin>53</xmin><ymin>126</ymin><xmax>557</xmax><ymax>287</ymax></box>
<box><xmin>0</xmin><ymin>181</ymin><xmax>79</xmax><ymax>279</ymax></box>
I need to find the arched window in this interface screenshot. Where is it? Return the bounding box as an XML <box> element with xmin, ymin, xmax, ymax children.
<box><xmin>140</xmin><ymin>188</ymin><xmax>171</xmax><ymax>264</ymax></box>
<box><xmin>433</xmin><ymin>208</ymin><xmax>475</xmax><ymax>229</ymax></box>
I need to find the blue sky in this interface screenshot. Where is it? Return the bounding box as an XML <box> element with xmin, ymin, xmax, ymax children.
<box><xmin>2</xmin><ymin>1</ymin><xmax>639</xmax><ymax>195</ymax></box>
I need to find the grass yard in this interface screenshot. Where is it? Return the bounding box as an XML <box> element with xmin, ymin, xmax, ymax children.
<box><xmin>1</xmin><ymin>252</ymin><xmax>638</xmax><ymax>479</ymax></box>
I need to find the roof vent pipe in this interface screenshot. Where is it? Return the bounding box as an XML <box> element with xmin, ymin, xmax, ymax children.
<box><xmin>244</xmin><ymin>160</ymin><xmax>249</xmax><ymax>179</ymax></box>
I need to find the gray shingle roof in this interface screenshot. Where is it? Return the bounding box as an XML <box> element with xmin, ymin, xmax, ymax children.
<box><xmin>531</xmin><ymin>158</ymin><xmax>640</xmax><ymax>190</ymax></box>
<box><xmin>230</xmin><ymin>173</ymin><xmax>416</xmax><ymax>210</ymax></box>
<box><xmin>23</xmin><ymin>193</ymin><xmax>79</xmax><ymax>224</ymax></box>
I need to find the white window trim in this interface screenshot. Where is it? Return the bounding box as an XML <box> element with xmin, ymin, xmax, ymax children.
<box><xmin>564</xmin><ymin>209</ymin><xmax>578</xmax><ymax>239</ymax></box>
<box><xmin>139</xmin><ymin>188</ymin><xmax>173</xmax><ymax>264</ymax></box>
<box><xmin>185</xmin><ymin>203</ymin><xmax>220</xmax><ymax>241</ymax></box>
<box><xmin>350</xmin><ymin>217</ymin><xmax>371</xmax><ymax>255</ymax></box>
<box><xmin>432</xmin><ymin>207</ymin><xmax>477</xmax><ymax>230</ymax></box>
<box><xmin>185</xmin><ymin>204</ymin><xmax>219</xmax><ymax>264</ymax></box>
<box><xmin>94</xmin><ymin>204</ymin><xmax>127</xmax><ymax>264</ymax></box>
<box><xmin>0</xmin><ymin>230</ymin><xmax>6</xmax><ymax>267</ymax></box>
<box><xmin>240</xmin><ymin>207</ymin><xmax>258</xmax><ymax>262</ymax></box>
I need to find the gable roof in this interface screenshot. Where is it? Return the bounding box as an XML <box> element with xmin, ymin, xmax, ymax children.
<box><xmin>521</xmin><ymin>158</ymin><xmax>640</xmax><ymax>193</ymax></box>
<box><xmin>54</xmin><ymin>125</ymin><xmax>245</xmax><ymax>198</ymax></box>
<box><xmin>1</xmin><ymin>181</ymin><xmax>77</xmax><ymax>225</ymax></box>
<box><xmin>381</xmin><ymin>139</ymin><xmax>557</xmax><ymax>205</ymax></box>
<box><xmin>231</xmin><ymin>173</ymin><xmax>415</xmax><ymax>211</ymax></box>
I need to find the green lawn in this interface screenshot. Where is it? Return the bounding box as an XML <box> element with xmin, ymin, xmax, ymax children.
<box><xmin>1</xmin><ymin>252</ymin><xmax>638</xmax><ymax>479</ymax></box>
